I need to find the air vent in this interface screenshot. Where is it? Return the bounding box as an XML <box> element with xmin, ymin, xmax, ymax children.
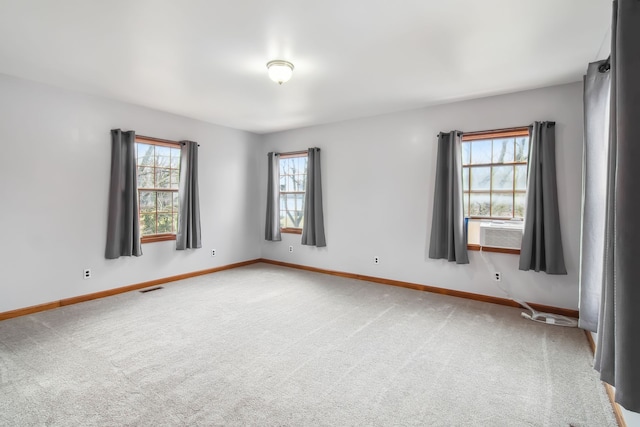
<box><xmin>479</xmin><ymin>222</ymin><xmax>523</xmax><ymax>250</ymax></box>
<box><xmin>139</xmin><ymin>286</ymin><xmax>163</xmax><ymax>293</ymax></box>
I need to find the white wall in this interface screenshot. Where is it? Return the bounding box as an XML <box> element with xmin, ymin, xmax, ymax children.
<box><xmin>623</xmin><ymin>405</ymin><xmax>640</xmax><ymax>425</ymax></box>
<box><xmin>260</xmin><ymin>82</ymin><xmax>584</xmax><ymax>310</ymax></box>
<box><xmin>0</xmin><ymin>74</ymin><xmax>262</xmax><ymax>313</ymax></box>
<box><xmin>0</xmin><ymin>75</ymin><xmax>585</xmax><ymax>313</ymax></box>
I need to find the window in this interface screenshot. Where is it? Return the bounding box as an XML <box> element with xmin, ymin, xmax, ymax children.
<box><xmin>279</xmin><ymin>152</ymin><xmax>308</xmax><ymax>233</ymax></box>
<box><xmin>462</xmin><ymin>128</ymin><xmax>529</xmax><ymax>254</ymax></box>
<box><xmin>135</xmin><ymin>136</ymin><xmax>181</xmax><ymax>243</ymax></box>
<box><xmin>462</xmin><ymin>128</ymin><xmax>529</xmax><ymax>219</ymax></box>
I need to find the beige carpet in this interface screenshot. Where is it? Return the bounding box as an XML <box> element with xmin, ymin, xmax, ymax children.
<box><xmin>0</xmin><ymin>263</ymin><xmax>616</xmax><ymax>426</ymax></box>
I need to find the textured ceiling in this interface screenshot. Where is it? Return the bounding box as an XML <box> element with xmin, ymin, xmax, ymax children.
<box><xmin>0</xmin><ymin>0</ymin><xmax>611</xmax><ymax>133</ymax></box>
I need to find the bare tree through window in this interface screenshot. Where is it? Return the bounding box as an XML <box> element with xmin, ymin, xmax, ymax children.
<box><xmin>136</xmin><ymin>137</ymin><xmax>181</xmax><ymax>242</ymax></box>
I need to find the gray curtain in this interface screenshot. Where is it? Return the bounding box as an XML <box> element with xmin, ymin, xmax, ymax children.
<box><xmin>518</xmin><ymin>122</ymin><xmax>566</xmax><ymax>274</ymax></box>
<box><xmin>265</xmin><ymin>152</ymin><xmax>282</xmax><ymax>241</ymax></box>
<box><xmin>595</xmin><ymin>0</ymin><xmax>640</xmax><ymax>413</ymax></box>
<box><xmin>428</xmin><ymin>131</ymin><xmax>468</xmax><ymax>264</ymax></box>
<box><xmin>105</xmin><ymin>129</ymin><xmax>142</xmax><ymax>259</ymax></box>
<box><xmin>579</xmin><ymin>61</ymin><xmax>611</xmax><ymax>332</ymax></box>
<box><xmin>301</xmin><ymin>148</ymin><xmax>326</xmax><ymax>247</ymax></box>
<box><xmin>176</xmin><ymin>141</ymin><xmax>201</xmax><ymax>250</ymax></box>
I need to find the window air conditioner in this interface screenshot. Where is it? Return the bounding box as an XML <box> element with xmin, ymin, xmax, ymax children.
<box><xmin>479</xmin><ymin>221</ymin><xmax>524</xmax><ymax>250</ymax></box>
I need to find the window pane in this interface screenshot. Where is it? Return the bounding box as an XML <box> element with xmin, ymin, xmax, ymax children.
<box><xmin>462</xmin><ymin>168</ymin><xmax>469</xmax><ymax>191</ymax></box>
<box><xmin>137</xmin><ymin>144</ymin><xmax>154</xmax><ymax>166</ymax></box>
<box><xmin>156</xmin><ymin>168</ymin><xmax>171</xmax><ymax>189</ymax></box>
<box><xmin>462</xmin><ymin>142</ymin><xmax>471</xmax><ymax>165</ymax></box>
<box><xmin>138</xmin><ymin>166</ymin><xmax>154</xmax><ymax>188</ymax></box>
<box><xmin>140</xmin><ymin>213</ymin><xmax>156</xmax><ymax>235</ymax></box>
<box><xmin>139</xmin><ymin>191</ymin><xmax>156</xmax><ymax>213</ymax></box>
<box><xmin>170</xmin><ymin>147</ymin><xmax>181</xmax><ymax>168</ymax></box>
<box><xmin>173</xmin><ymin>213</ymin><xmax>179</xmax><ymax>233</ymax></box>
<box><xmin>155</xmin><ymin>146</ymin><xmax>170</xmax><ymax>167</ymax></box>
<box><xmin>157</xmin><ymin>191</ymin><xmax>172</xmax><ymax>212</ymax></box>
<box><xmin>283</xmin><ymin>159</ymin><xmax>293</xmax><ymax>175</ymax></box>
<box><xmin>158</xmin><ymin>213</ymin><xmax>172</xmax><ymax>233</ymax></box>
<box><xmin>492</xmin><ymin>166</ymin><xmax>513</xmax><ymax>191</ymax></box>
<box><xmin>286</xmin><ymin>175</ymin><xmax>296</xmax><ymax>192</ymax></box>
<box><xmin>463</xmin><ymin>193</ymin><xmax>469</xmax><ymax>217</ymax></box>
<box><xmin>514</xmin><ymin>193</ymin><xmax>526</xmax><ymax>218</ymax></box>
<box><xmin>470</xmin><ymin>166</ymin><xmax>491</xmax><ymax>191</ymax></box>
<box><xmin>470</xmin><ymin>140</ymin><xmax>492</xmax><ymax>164</ymax></box>
<box><xmin>296</xmin><ymin>193</ymin><xmax>305</xmax><ymax>211</ymax></box>
<box><xmin>285</xmin><ymin>193</ymin><xmax>297</xmax><ymax>211</ymax></box>
<box><xmin>288</xmin><ymin>210</ymin><xmax>303</xmax><ymax>228</ymax></box>
<box><xmin>294</xmin><ymin>174</ymin><xmax>305</xmax><ymax>191</ymax></box>
<box><xmin>515</xmin><ymin>165</ymin><xmax>527</xmax><ymax>190</ymax></box>
<box><xmin>470</xmin><ymin>193</ymin><xmax>491</xmax><ymax>216</ymax></box>
<box><xmin>170</xmin><ymin>169</ymin><xmax>179</xmax><ymax>189</ymax></box>
<box><xmin>515</xmin><ymin>137</ymin><xmax>529</xmax><ymax>162</ymax></box>
<box><xmin>492</xmin><ymin>138</ymin><xmax>514</xmax><ymax>163</ymax></box>
<box><xmin>173</xmin><ymin>192</ymin><xmax>179</xmax><ymax>211</ymax></box>
<box><xmin>492</xmin><ymin>193</ymin><xmax>513</xmax><ymax>218</ymax></box>
<box><xmin>283</xmin><ymin>210</ymin><xmax>293</xmax><ymax>228</ymax></box>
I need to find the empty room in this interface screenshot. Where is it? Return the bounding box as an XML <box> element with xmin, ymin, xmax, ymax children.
<box><xmin>1</xmin><ymin>0</ymin><xmax>638</xmax><ymax>425</ymax></box>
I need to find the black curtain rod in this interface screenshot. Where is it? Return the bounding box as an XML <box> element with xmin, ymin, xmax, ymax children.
<box><xmin>599</xmin><ymin>56</ymin><xmax>611</xmax><ymax>73</ymax></box>
<box><xmin>137</xmin><ymin>134</ymin><xmax>200</xmax><ymax>146</ymax></box>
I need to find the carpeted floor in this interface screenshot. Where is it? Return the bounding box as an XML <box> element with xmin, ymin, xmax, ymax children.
<box><xmin>0</xmin><ymin>263</ymin><xmax>616</xmax><ymax>426</ymax></box>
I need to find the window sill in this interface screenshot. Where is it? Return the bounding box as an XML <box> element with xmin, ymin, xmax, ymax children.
<box><xmin>141</xmin><ymin>234</ymin><xmax>177</xmax><ymax>244</ymax></box>
<box><xmin>467</xmin><ymin>244</ymin><xmax>520</xmax><ymax>255</ymax></box>
<box><xmin>281</xmin><ymin>228</ymin><xmax>302</xmax><ymax>235</ymax></box>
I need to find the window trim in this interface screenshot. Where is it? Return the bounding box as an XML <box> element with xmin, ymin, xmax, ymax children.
<box><xmin>278</xmin><ymin>151</ymin><xmax>308</xmax><ymax>234</ymax></box>
<box><xmin>136</xmin><ymin>135</ymin><xmax>182</xmax><ymax>244</ymax></box>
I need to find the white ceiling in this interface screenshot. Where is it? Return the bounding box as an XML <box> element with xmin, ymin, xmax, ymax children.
<box><xmin>0</xmin><ymin>0</ymin><xmax>611</xmax><ymax>134</ymax></box>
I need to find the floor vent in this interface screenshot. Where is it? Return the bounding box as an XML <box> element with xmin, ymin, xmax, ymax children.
<box><xmin>139</xmin><ymin>286</ymin><xmax>163</xmax><ymax>293</ymax></box>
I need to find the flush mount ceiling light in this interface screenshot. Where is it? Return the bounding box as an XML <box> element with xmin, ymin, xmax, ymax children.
<box><xmin>266</xmin><ymin>60</ymin><xmax>294</xmax><ymax>85</ymax></box>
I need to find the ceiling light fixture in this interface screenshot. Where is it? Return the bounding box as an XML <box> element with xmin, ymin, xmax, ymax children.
<box><xmin>266</xmin><ymin>60</ymin><xmax>294</xmax><ymax>85</ymax></box>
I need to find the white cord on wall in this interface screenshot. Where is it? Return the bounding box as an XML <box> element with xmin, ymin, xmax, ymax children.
<box><xmin>478</xmin><ymin>247</ymin><xmax>578</xmax><ymax>328</ymax></box>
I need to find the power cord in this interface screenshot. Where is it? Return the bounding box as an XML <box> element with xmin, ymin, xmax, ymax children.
<box><xmin>478</xmin><ymin>247</ymin><xmax>578</xmax><ymax>328</ymax></box>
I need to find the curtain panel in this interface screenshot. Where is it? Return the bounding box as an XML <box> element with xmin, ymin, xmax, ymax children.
<box><xmin>594</xmin><ymin>0</ymin><xmax>640</xmax><ymax>413</ymax></box>
<box><xmin>265</xmin><ymin>152</ymin><xmax>282</xmax><ymax>241</ymax></box>
<box><xmin>176</xmin><ymin>140</ymin><xmax>202</xmax><ymax>250</ymax></box>
<box><xmin>579</xmin><ymin>61</ymin><xmax>611</xmax><ymax>332</ymax></box>
<box><xmin>301</xmin><ymin>147</ymin><xmax>326</xmax><ymax>247</ymax></box>
<box><xmin>518</xmin><ymin>122</ymin><xmax>566</xmax><ymax>274</ymax></box>
<box><xmin>105</xmin><ymin>129</ymin><xmax>142</xmax><ymax>259</ymax></box>
<box><xmin>428</xmin><ymin>131</ymin><xmax>468</xmax><ymax>264</ymax></box>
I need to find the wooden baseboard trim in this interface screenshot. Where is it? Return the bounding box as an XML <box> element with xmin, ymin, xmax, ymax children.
<box><xmin>585</xmin><ymin>329</ymin><xmax>596</xmax><ymax>353</ymax></box>
<box><xmin>583</xmin><ymin>330</ymin><xmax>626</xmax><ymax>427</ymax></box>
<box><xmin>0</xmin><ymin>259</ymin><xmax>261</xmax><ymax>321</ymax></box>
<box><xmin>0</xmin><ymin>301</ymin><xmax>62</xmax><ymax>321</ymax></box>
<box><xmin>257</xmin><ymin>258</ymin><xmax>579</xmax><ymax>318</ymax></box>
<box><xmin>605</xmin><ymin>384</ymin><xmax>627</xmax><ymax>427</ymax></box>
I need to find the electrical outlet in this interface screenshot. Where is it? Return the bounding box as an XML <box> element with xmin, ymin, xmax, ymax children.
<box><xmin>374</xmin><ymin>256</ymin><xmax>380</xmax><ymax>265</ymax></box>
<box><xmin>83</xmin><ymin>268</ymin><xmax>91</xmax><ymax>280</ymax></box>
<box><xmin>211</xmin><ymin>249</ymin><xmax>216</xmax><ymax>257</ymax></box>
<box><xmin>289</xmin><ymin>245</ymin><xmax>293</xmax><ymax>252</ymax></box>
<box><xmin>494</xmin><ymin>272</ymin><xmax>501</xmax><ymax>282</ymax></box>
